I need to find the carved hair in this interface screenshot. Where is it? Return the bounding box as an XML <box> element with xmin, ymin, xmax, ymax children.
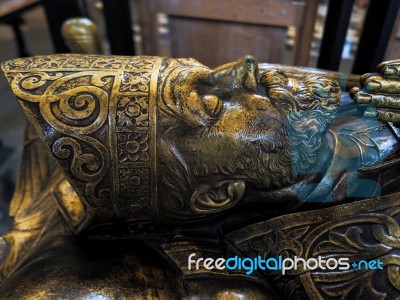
<box><xmin>157</xmin><ymin>70</ymin><xmax>340</xmax><ymax>220</ymax></box>
<box><xmin>261</xmin><ymin>70</ymin><xmax>339</xmax><ymax>176</ymax></box>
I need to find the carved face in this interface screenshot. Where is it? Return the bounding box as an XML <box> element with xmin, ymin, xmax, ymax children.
<box><xmin>157</xmin><ymin>56</ymin><xmax>340</xmax><ymax>223</ymax></box>
<box><xmin>2</xmin><ymin>54</ymin><xmax>341</xmax><ymax>232</ymax></box>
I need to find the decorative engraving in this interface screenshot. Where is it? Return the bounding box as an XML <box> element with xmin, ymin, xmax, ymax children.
<box><xmin>227</xmin><ymin>196</ymin><xmax>400</xmax><ymax>299</ymax></box>
<box><xmin>8</xmin><ymin>70</ymin><xmax>113</xmax><ymax>207</ymax></box>
<box><xmin>92</xmin><ymin>58</ymin><xmax>124</xmax><ymax>69</ymax></box>
<box><xmin>3</xmin><ymin>52</ymin><xmax>400</xmax><ymax>298</ymax></box>
<box><xmin>119</xmin><ymin>167</ymin><xmax>151</xmax><ymax>221</ymax></box>
<box><xmin>2</xmin><ymin>54</ymin><xmax>159</xmax><ymax>215</ymax></box>
<box><xmin>125</xmin><ymin>58</ymin><xmax>155</xmax><ymax>71</ymax></box>
<box><xmin>120</xmin><ymin>71</ymin><xmax>152</xmax><ymax>93</ymax></box>
<box><xmin>116</xmin><ymin>96</ymin><xmax>149</xmax><ymax>127</ymax></box>
<box><xmin>118</xmin><ymin>132</ymin><xmax>149</xmax><ymax>163</ymax></box>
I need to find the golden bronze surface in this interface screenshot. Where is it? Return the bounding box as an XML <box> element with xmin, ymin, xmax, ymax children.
<box><xmin>61</xmin><ymin>18</ymin><xmax>103</xmax><ymax>55</ymax></box>
<box><xmin>0</xmin><ymin>54</ymin><xmax>400</xmax><ymax>299</ymax></box>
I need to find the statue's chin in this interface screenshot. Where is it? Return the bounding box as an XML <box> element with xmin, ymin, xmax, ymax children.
<box><xmin>285</xmin><ymin>107</ymin><xmax>334</xmax><ymax>177</ymax></box>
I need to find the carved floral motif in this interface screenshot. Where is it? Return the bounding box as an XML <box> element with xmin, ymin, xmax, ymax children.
<box><xmin>116</xmin><ymin>96</ymin><xmax>149</xmax><ymax>127</ymax></box>
<box><xmin>118</xmin><ymin>133</ymin><xmax>149</xmax><ymax>163</ymax></box>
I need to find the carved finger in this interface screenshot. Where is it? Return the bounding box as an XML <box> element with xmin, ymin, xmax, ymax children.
<box><xmin>370</xmin><ymin>94</ymin><xmax>400</xmax><ymax>109</ymax></box>
<box><xmin>376</xmin><ymin>109</ymin><xmax>400</xmax><ymax>123</ymax></box>
<box><xmin>352</xmin><ymin>90</ymin><xmax>373</xmax><ymax>104</ymax></box>
<box><xmin>353</xmin><ymin>90</ymin><xmax>400</xmax><ymax>109</ymax></box>
<box><xmin>363</xmin><ymin>76</ymin><xmax>400</xmax><ymax>94</ymax></box>
<box><xmin>349</xmin><ymin>87</ymin><xmax>360</xmax><ymax>99</ymax></box>
<box><xmin>378</xmin><ymin>59</ymin><xmax>400</xmax><ymax>77</ymax></box>
<box><xmin>359</xmin><ymin>73</ymin><xmax>376</xmax><ymax>84</ymax></box>
<box><xmin>354</xmin><ymin>92</ymin><xmax>400</xmax><ymax>108</ymax></box>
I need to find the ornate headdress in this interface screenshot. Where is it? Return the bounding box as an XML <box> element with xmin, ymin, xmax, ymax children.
<box><xmin>2</xmin><ymin>54</ymin><xmax>163</xmax><ymax>234</ymax></box>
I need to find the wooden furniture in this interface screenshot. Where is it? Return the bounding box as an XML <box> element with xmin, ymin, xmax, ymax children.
<box><xmin>41</xmin><ymin>0</ymin><xmax>86</xmax><ymax>53</ymax></box>
<box><xmin>352</xmin><ymin>0</ymin><xmax>399</xmax><ymax>74</ymax></box>
<box><xmin>317</xmin><ymin>0</ymin><xmax>355</xmax><ymax>71</ymax></box>
<box><xmin>39</xmin><ymin>0</ymin><xmax>136</xmax><ymax>55</ymax></box>
<box><xmin>101</xmin><ymin>0</ymin><xmax>135</xmax><ymax>55</ymax></box>
<box><xmin>317</xmin><ymin>0</ymin><xmax>400</xmax><ymax>74</ymax></box>
<box><xmin>0</xmin><ymin>0</ymin><xmax>39</xmax><ymax>19</ymax></box>
<box><xmin>0</xmin><ymin>0</ymin><xmax>41</xmax><ymax>57</ymax></box>
<box><xmin>135</xmin><ymin>0</ymin><xmax>319</xmax><ymax>67</ymax></box>
<box><xmin>385</xmin><ymin>8</ymin><xmax>400</xmax><ymax>61</ymax></box>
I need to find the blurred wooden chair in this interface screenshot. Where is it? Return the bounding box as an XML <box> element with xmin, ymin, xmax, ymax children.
<box><xmin>0</xmin><ymin>0</ymin><xmax>41</xmax><ymax>57</ymax></box>
<box><xmin>385</xmin><ymin>8</ymin><xmax>400</xmax><ymax>62</ymax></box>
<box><xmin>317</xmin><ymin>0</ymin><xmax>400</xmax><ymax>74</ymax></box>
<box><xmin>134</xmin><ymin>0</ymin><xmax>319</xmax><ymax>67</ymax></box>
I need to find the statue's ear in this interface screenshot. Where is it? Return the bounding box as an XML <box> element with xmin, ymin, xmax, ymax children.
<box><xmin>189</xmin><ymin>180</ymin><xmax>246</xmax><ymax>214</ymax></box>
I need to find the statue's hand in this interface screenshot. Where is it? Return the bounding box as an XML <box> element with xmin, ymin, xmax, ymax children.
<box><xmin>351</xmin><ymin>59</ymin><xmax>400</xmax><ymax>123</ymax></box>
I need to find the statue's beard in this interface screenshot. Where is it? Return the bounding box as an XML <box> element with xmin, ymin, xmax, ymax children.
<box><xmin>187</xmin><ymin>73</ymin><xmax>339</xmax><ymax>190</ymax></box>
<box><xmin>230</xmin><ymin>105</ymin><xmax>336</xmax><ymax>190</ymax></box>
<box><xmin>250</xmin><ymin>70</ymin><xmax>340</xmax><ymax>188</ymax></box>
<box><xmin>285</xmin><ymin>108</ymin><xmax>336</xmax><ymax>177</ymax></box>
<box><xmin>231</xmin><ymin>122</ymin><xmax>293</xmax><ymax>189</ymax></box>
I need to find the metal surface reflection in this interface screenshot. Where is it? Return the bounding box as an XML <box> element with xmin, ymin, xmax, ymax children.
<box><xmin>0</xmin><ymin>54</ymin><xmax>399</xmax><ymax>299</ymax></box>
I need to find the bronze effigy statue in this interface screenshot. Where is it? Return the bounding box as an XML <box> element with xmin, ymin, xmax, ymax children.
<box><xmin>0</xmin><ymin>53</ymin><xmax>400</xmax><ymax>299</ymax></box>
<box><xmin>61</xmin><ymin>18</ymin><xmax>103</xmax><ymax>55</ymax></box>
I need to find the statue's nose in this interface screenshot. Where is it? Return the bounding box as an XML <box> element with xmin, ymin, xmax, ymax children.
<box><xmin>242</xmin><ymin>55</ymin><xmax>259</xmax><ymax>91</ymax></box>
<box><xmin>211</xmin><ymin>55</ymin><xmax>259</xmax><ymax>91</ymax></box>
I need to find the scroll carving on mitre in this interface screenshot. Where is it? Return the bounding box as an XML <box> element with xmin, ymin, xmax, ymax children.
<box><xmin>1</xmin><ymin>55</ymin><xmax>163</xmax><ymax>232</ymax></box>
